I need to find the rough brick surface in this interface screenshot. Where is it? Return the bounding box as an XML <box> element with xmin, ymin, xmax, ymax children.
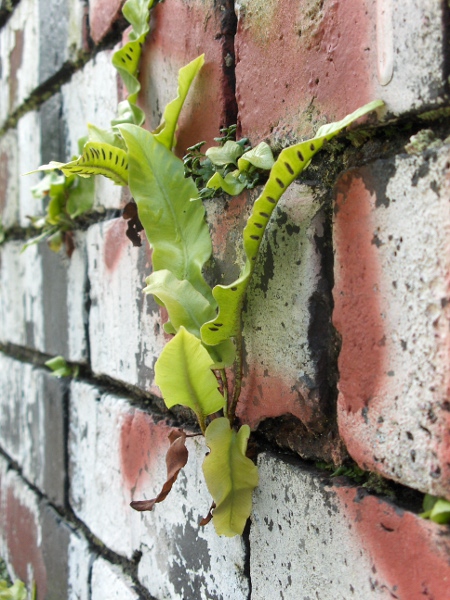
<box><xmin>0</xmin><ymin>0</ymin><xmax>38</xmax><ymax>125</ymax></box>
<box><xmin>0</xmin><ymin>128</ymin><xmax>19</xmax><ymax>228</ymax></box>
<box><xmin>0</xmin><ymin>458</ymin><xmax>72</xmax><ymax>599</ymax></box>
<box><xmin>69</xmin><ymin>380</ymin><xmax>249</xmax><ymax>599</ymax></box>
<box><xmin>17</xmin><ymin>111</ymin><xmax>42</xmax><ymax>228</ymax></box>
<box><xmin>86</xmin><ymin>218</ymin><xmax>165</xmax><ymax>393</ymax></box>
<box><xmin>0</xmin><ymin>355</ymin><xmax>66</xmax><ymax>507</ymax></box>
<box><xmin>0</xmin><ymin>235</ymin><xmax>88</xmax><ymax>360</ymax></box>
<box><xmin>91</xmin><ymin>558</ymin><xmax>139</xmax><ymax>600</ymax></box>
<box><xmin>333</xmin><ymin>145</ymin><xmax>450</xmax><ymax>498</ymax></box>
<box><xmin>89</xmin><ymin>0</ymin><xmax>124</xmax><ymax>45</ymax></box>
<box><xmin>235</xmin><ymin>0</ymin><xmax>447</xmax><ymax>144</ymax></box>
<box><xmin>67</xmin><ymin>531</ymin><xmax>92</xmax><ymax>600</ymax></box>
<box><xmin>206</xmin><ymin>184</ymin><xmax>340</xmax><ymax>460</ymax></box>
<box><xmin>62</xmin><ymin>50</ymin><xmax>123</xmax><ymax>210</ymax></box>
<box><xmin>37</xmin><ymin>0</ymin><xmax>84</xmax><ymax>83</ymax></box>
<box><xmin>252</xmin><ymin>453</ymin><xmax>450</xmax><ymax>599</ymax></box>
<box><xmin>139</xmin><ymin>0</ymin><xmax>237</xmax><ymax>155</ymax></box>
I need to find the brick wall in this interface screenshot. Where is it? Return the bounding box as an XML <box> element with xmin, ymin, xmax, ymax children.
<box><xmin>1</xmin><ymin>1</ymin><xmax>450</xmax><ymax>598</ymax></box>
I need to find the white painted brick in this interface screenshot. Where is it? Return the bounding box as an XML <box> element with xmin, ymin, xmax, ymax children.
<box><xmin>62</xmin><ymin>50</ymin><xmax>122</xmax><ymax>210</ymax></box>
<box><xmin>0</xmin><ymin>233</ymin><xmax>88</xmax><ymax>360</ymax></box>
<box><xmin>0</xmin><ymin>128</ymin><xmax>19</xmax><ymax>228</ymax></box>
<box><xmin>334</xmin><ymin>145</ymin><xmax>450</xmax><ymax>498</ymax></box>
<box><xmin>17</xmin><ymin>111</ymin><xmax>42</xmax><ymax>228</ymax></box>
<box><xmin>0</xmin><ymin>355</ymin><xmax>66</xmax><ymax>506</ymax></box>
<box><xmin>0</xmin><ymin>0</ymin><xmax>39</xmax><ymax>125</ymax></box>
<box><xmin>251</xmin><ymin>455</ymin><xmax>378</xmax><ymax>599</ymax></box>
<box><xmin>0</xmin><ymin>240</ymin><xmax>44</xmax><ymax>349</ymax></box>
<box><xmin>375</xmin><ymin>0</ymin><xmax>447</xmax><ymax>116</ymax></box>
<box><xmin>69</xmin><ymin>380</ymin><xmax>249</xmax><ymax>599</ymax></box>
<box><xmin>68</xmin><ymin>532</ymin><xmax>92</xmax><ymax>600</ymax></box>
<box><xmin>252</xmin><ymin>453</ymin><xmax>450</xmax><ymax>599</ymax></box>
<box><xmin>240</xmin><ymin>184</ymin><xmax>327</xmax><ymax>427</ymax></box>
<box><xmin>86</xmin><ymin>219</ymin><xmax>165</xmax><ymax>393</ymax></box>
<box><xmin>91</xmin><ymin>558</ymin><xmax>139</xmax><ymax>600</ymax></box>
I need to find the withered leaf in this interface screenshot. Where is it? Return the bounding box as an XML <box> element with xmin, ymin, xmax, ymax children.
<box><xmin>63</xmin><ymin>231</ymin><xmax>75</xmax><ymax>258</ymax></box>
<box><xmin>130</xmin><ymin>429</ymin><xmax>189</xmax><ymax>512</ymax></box>
<box><xmin>199</xmin><ymin>502</ymin><xmax>216</xmax><ymax>527</ymax></box>
<box><xmin>122</xmin><ymin>200</ymin><xmax>144</xmax><ymax>247</ymax></box>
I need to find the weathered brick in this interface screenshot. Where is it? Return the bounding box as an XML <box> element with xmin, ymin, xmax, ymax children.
<box><xmin>17</xmin><ymin>110</ymin><xmax>42</xmax><ymax>228</ymax></box>
<box><xmin>0</xmin><ymin>355</ymin><xmax>66</xmax><ymax>507</ymax></box>
<box><xmin>37</xmin><ymin>0</ymin><xmax>84</xmax><ymax>84</ymax></box>
<box><xmin>333</xmin><ymin>145</ymin><xmax>450</xmax><ymax>498</ymax></box>
<box><xmin>0</xmin><ymin>234</ymin><xmax>88</xmax><ymax>361</ymax></box>
<box><xmin>139</xmin><ymin>0</ymin><xmax>237</xmax><ymax>155</ymax></box>
<box><xmin>206</xmin><ymin>184</ymin><xmax>340</xmax><ymax>460</ymax></box>
<box><xmin>61</xmin><ymin>50</ymin><xmax>123</xmax><ymax>210</ymax></box>
<box><xmin>0</xmin><ymin>0</ymin><xmax>38</xmax><ymax>125</ymax></box>
<box><xmin>0</xmin><ymin>128</ymin><xmax>19</xmax><ymax>228</ymax></box>
<box><xmin>251</xmin><ymin>453</ymin><xmax>450</xmax><ymax>599</ymax></box>
<box><xmin>69</xmin><ymin>380</ymin><xmax>249</xmax><ymax>599</ymax></box>
<box><xmin>67</xmin><ymin>531</ymin><xmax>92</xmax><ymax>600</ymax></box>
<box><xmin>89</xmin><ymin>0</ymin><xmax>125</xmax><ymax>45</ymax></box>
<box><xmin>235</xmin><ymin>0</ymin><xmax>447</xmax><ymax>144</ymax></box>
<box><xmin>86</xmin><ymin>218</ymin><xmax>165</xmax><ymax>393</ymax></box>
<box><xmin>91</xmin><ymin>558</ymin><xmax>139</xmax><ymax>600</ymax></box>
<box><xmin>0</xmin><ymin>461</ymin><xmax>72</xmax><ymax>600</ymax></box>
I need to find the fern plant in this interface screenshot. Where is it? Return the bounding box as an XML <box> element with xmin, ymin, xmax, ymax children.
<box><xmin>29</xmin><ymin>0</ymin><xmax>383</xmax><ymax>537</ymax></box>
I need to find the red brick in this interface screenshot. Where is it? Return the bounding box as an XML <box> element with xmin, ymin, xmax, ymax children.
<box><xmin>89</xmin><ymin>0</ymin><xmax>125</xmax><ymax>45</ymax></box>
<box><xmin>333</xmin><ymin>148</ymin><xmax>450</xmax><ymax>498</ymax></box>
<box><xmin>336</xmin><ymin>486</ymin><xmax>450</xmax><ymax>599</ymax></box>
<box><xmin>138</xmin><ymin>0</ymin><xmax>237</xmax><ymax>155</ymax></box>
<box><xmin>235</xmin><ymin>0</ymin><xmax>446</xmax><ymax>144</ymax></box>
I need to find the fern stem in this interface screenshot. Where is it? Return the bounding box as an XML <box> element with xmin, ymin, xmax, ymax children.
<box><xmin>229</xmin><ymin>331</ymin><xmax>243</xmax><ymax>423</ymax></box>
<box><xmin>219</xmin><ymin>368</ymin><xmax>229</xmax><ymax>418</ymax></box>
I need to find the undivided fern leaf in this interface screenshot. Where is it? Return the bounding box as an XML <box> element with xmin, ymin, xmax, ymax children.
<box><xmin>154</xmin><ymin>54</ymin><xmax>205</xmax><ymax>151</ymax></box>
<box><xmin>144</xmin><ymin>269</ymin><xmax>217</xmax><ymax>337</ymax></box>
<box><xmin>202</xmin><ymin>417</ymin><xmax>258</xmax><ymax>537</ymax></box>
<box><xmin>119</xmin><ymin>124</ymin><xmax>214</xmax><ymax>303</ymax></box>
<box><xmin>201</xmin><ymin>99</ymin><xmax>383</xmax><ymax>345</ymax></box>
<box><xmin>154</xmin><ymin>327</ymin><xmax>226</xmax><ymax>431</ymax></box>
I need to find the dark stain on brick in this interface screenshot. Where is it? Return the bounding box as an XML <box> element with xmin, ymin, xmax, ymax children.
<box><xmin>371</xmin><ymin>233</ymin><xmax>383</xmax><ymax>247</ymax></box>
<box><xmin>42</xmin><ymin>374</ymin><xmax>66</xmax><ymax>507</ymax></box>
<box><xmin>363</xmin><ymin>160</ymin><xmax>396</xmax><ymax>208</ymax></box>
<box><xmin>0</xmin><ymin>151</ymin><xmax>9</xmax><ymax>213</ymax></box>
<box><xmin>40</xmin><ymin>243</ymin><xmax>69</xmax><ymax>357</ymax></box>
<box><xmin>9</xmin><ymin>29</ymin><xmax>24</xmax><ymax>111</ymax></box>
<box><xmin>411</xmin><ymin>161</ymin><xmax>430</xmax><ymax>187</ymax></box>
<box><xmin>169</xmin><ymin>519</ymin><xmax>218</xmax><ymax>600</ymax></box>
<box><xmin>39</xmin><ymin>503</ymin><xmax>70</xmax><ymax>600</ymax></box>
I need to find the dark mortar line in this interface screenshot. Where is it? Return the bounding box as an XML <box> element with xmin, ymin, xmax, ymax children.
<box><xmin>242</xmin><ymin>519</ymin><xmax>252</xmax><ymax>600</ymax></box>
<box><xmin>441</xmin><ymin>0</ymin><xmax>450</xmax><ymax>99</ymax></box>
<box><xmin>0</xmin><ymin>446</ymin><xmax>158</xmax><ymax>599</ymax></box>
<box><xmin>250</xmin><ymin>433</ymin><xmax>423</xmax><ymax>515</ymax></box>
<box><xmin>0</xmin><ymin>344</ymin><xmax>199</xmax><ymax>432</ymax></box>
<box><xmin>0</xmin><ymin>209</ymin><xmax>122</xmax><ymax>244</ymax></box>
<box><xmin>217</xmin><ymin>0</ymin><xmax>238</xmax><ymax>129</ymax></box>
<box><xmin>0</xmin><ymin>53</ymin><xmax>91</xmax><ymax>137</ymax></box>
<box><xmin>62</xmin><ymin>377</ymin><xmax>71</xmax><ymax>511</ymax></box>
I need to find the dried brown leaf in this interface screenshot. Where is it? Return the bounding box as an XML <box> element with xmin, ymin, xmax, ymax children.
<box><xmin>122</xmin><ymin>200</ymin><xmax>144</xmax><ymax>247</ymax></box>
<box><xmin>199</xmin><ymin>502</ymin><xmax>216</xmax><ymax>526</ymax></box>
<box><xmin>130</xmin><ymin>429</ymin><xmax>188</xmax><ymax>512</ymax></box>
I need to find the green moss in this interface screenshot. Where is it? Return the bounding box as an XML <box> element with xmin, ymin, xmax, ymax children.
<box><xmin>418</xmin><ymin>106</ymin><xmax>450</xmax><ymax>121</ymax></box>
